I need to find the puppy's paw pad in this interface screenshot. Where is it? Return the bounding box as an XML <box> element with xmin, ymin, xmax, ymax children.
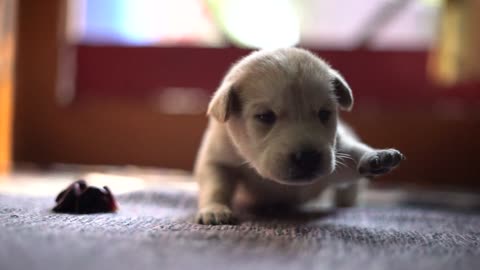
<box><xmin>358</xmin><ymin>149</ymin><xmax>404</xmax><ymax>176</ymax></box>
<box><xmin>195</xmin><ymin>205</ymin><xmax>236</xmax><ymax>225</ymax></box>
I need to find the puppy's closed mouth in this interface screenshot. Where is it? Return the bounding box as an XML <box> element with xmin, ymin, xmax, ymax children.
<box><xmin>276</xmin><ymin>169</ymin><xmax>322</xmax><ymax>185</ymax></box>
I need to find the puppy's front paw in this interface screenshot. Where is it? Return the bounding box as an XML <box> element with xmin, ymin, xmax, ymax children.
<box><xmin>358</xmin><ymin>149</ymin><xmax>405</xmax><ymax>176</ymax></box>
<box><xmin>195</xmin><ymin>204</ymin><xmax>236</xmax><ymax>225</ymax></box>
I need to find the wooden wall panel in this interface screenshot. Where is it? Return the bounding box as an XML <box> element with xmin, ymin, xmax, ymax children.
<box><xmin>0</xmin><ymin>0</ymin><xmax>16</xmax><ymax>174</ymax></box>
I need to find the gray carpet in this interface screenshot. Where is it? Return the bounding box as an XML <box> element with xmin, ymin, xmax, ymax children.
<box><xmin>1</xmin><ymin>188</ymin><xmax>480</xmax><ymax>270</ymax></box>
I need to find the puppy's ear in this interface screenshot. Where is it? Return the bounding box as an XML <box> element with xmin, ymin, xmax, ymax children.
<box><xmin>207</xmin><ymin>82</ymin><xmax>241</xmax><ymax>122</ymax></box>
<box><xmin>330</xmin><ymin>69</ymin><xmax>354</xmax><ymax>111</ymax></box>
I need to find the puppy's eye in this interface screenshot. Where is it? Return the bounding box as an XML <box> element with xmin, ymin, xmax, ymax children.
<box><xmin>317</xmin><ymin>109</ymin><xmax>331</xmax><ymax>124</ymax></box>
<box><xmin>254</xmin><ymin>110</ymin><xmax>276</xmax><ymax>125</ymax></box>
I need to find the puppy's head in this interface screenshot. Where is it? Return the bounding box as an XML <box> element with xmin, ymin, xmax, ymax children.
<box><xmin>208</xmin><ymin>48</ymin><xmax>353</xmax><ymax>185</ymax></box>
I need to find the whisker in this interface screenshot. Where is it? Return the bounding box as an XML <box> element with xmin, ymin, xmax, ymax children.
<box><xmin>336</xmin><ymin>153</ymin><xmax>353</xmax><ymax>159</ymax></box>
<box><xmin>334</xmin><ymin>159</ymin><xmax>348</xmax><ymax>169</ymax></box>
<box><xmin>335</xmin><ymin>152</ymin><xmax>357</xmax><ymax>165</ymax></box>
<box><xmin>239</xmin><ymin>161</ymin><xmax>251</xmax><ymax>167</ymax></box>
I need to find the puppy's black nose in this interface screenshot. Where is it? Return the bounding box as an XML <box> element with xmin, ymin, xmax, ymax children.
<box><xmin>289</xmin><ymin>149</ymin><xmax>322</xmax><ymax>179</ymax></box>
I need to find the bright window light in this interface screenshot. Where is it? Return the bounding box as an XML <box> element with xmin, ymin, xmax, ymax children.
<box><xmin>209</xmin><ymin>0</ymin><xmax>301</xmax><ymax>49</ymax></box>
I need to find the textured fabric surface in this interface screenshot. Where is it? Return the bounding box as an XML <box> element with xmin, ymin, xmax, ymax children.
<box><xmin>1</xmin><ymin>188</ymin><xmax>480</xmax><ymax>270</ymax></box>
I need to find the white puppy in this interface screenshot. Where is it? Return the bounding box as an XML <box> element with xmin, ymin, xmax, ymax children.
<box><xmin>194</xmin><ymin>48</ymin><xmax>404</xmax><ymax>225</ymax></box>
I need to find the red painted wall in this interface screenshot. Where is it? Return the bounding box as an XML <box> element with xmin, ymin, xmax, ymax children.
<box><xmin>75</xmin><ymin>46</ymin><xmax>480</xmax><ymax>109</ymax></box>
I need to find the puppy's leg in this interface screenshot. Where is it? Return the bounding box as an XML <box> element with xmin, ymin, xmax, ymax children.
<box><xmin>195</xmin><ymin>164</ymin><xmax>237</xmax><ymax>225</ymax></box>
<box><xmin>337</xmin><ymin>125</ymin><xmax>405</xmax><ymax>178</ymax></box>
<box><xmin>334</xmin><ymin>178</ymin><xmax>371</xmax><ymax>207</ymax></box>
<box><xmin>333</xmin><ymin>132</ymin><xmax>403</xmax><ymax>208</ymax></box>
<box><xmin>334</xmin><ymin>182</ymin><xmax>361</xmax><ymax>207</ymax></box>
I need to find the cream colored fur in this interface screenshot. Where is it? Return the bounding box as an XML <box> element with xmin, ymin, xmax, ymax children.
<box><xmin>194</xmin><ymin>48</ymin><xmax>404</xmax><ymax>225</ymax></box>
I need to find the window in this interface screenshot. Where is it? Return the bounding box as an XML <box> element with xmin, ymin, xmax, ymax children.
<box><xmin>70</xmin><ymin>0</ymin><xmax>441</xmax><ymax>49</ymax></box>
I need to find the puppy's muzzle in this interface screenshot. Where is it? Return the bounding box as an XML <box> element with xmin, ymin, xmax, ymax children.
<box><xmin>288</xmin><ymin>148</ymin><xmax>322</xmax><ymax>181</ymax></box>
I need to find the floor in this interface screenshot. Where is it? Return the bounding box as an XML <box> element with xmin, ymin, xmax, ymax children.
<box><xmin>1</xmin><ymin>166</ymin><xmax>480</xmax><ymax>270</ymax></box>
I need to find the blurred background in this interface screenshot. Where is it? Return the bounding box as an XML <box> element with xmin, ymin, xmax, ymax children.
<box><xmin>1</xmin><ymin>0</ymin><xmax>480</xmax><ymax>191</ymax></box>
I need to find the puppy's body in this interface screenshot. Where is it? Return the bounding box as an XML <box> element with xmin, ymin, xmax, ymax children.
<box><xmin>195</xmin><ymin>48</ymin><xmax>404</xmax><ymax>224</ymax></box>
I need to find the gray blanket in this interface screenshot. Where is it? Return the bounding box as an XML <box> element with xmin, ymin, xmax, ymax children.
<box><xmin>1</xmin><ymin>188</ymin><xmax>479</xmax><ymax>270</ymax></box>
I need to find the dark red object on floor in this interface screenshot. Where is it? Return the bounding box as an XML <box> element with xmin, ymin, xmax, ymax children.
<box><xmin>53</xmin><ymin>180</ymin><xmax>118</xmax><ymax>214</ymax></box>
